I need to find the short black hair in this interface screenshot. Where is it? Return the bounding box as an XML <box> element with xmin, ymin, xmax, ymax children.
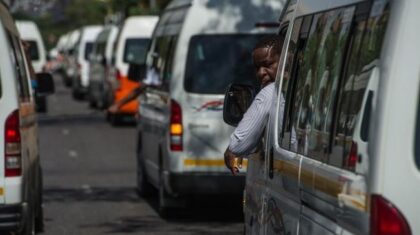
<box><xmin>254</xmin><ymin>34</ymin><xmax>284</xmax><ymax>56</ymax></box>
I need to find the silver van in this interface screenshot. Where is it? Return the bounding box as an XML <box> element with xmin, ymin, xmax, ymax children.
<box><xmin>131</xmin><ymin>0</ymin><xmax>285</xmax><ymax>214</ymax></box>
<box><xmin>224</xmin><ymin>0</ymin><xmax>420</xmax><ymax>234</ymax></box>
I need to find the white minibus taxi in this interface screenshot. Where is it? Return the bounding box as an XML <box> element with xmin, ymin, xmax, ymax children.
<box><xmin>130</xmin><ymin>0</ymin><xmax>285</xmax><ymax>214</ymax></box>
<box><xmin>15</xmin><ymin>20</ymin><xmax>46</xmax><ymax>73</ymax></box>
<box><xmin>224</xmin><ymin>0</ymin><xmax>420</xmax><ymax>234</ymax></box>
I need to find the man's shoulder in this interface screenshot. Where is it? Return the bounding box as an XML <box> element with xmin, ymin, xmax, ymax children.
<box><xmin>256</xmin><ymin>83</ymin><xmax>275</xmax><ymax>100</ymax></box>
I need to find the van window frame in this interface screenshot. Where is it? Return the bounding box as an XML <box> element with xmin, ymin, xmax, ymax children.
<box><xmin>6</xmin><ymin>31</ymin><xmax>31</xmax><ymax>101</ymax></box>
<box><xmin>416</xmin><ymin>88</ymin><xmax>420</xmax><ymax>170</ymax></box>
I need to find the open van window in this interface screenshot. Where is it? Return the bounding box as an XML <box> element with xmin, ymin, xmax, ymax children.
<box><xmin>84</xmin><ymin>42</ymin><xmax>94</xmax><ymax>60</ymax></box>
<box><xmin>184</xmin><ymin>34</ymin><xmax>268</xmax><ymax>94</ymax></box>
<box><xmin>123</xmin><ymin>38</ymin><xmax>150</xmax><ymax>64</ymax></box>
<box><xmin>26</xmin><ymin>40</ymin><xmax>39</xmax><ymax>60</ymax></box>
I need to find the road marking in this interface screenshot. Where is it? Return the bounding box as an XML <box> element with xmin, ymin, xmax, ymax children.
<box><xmin>68</xmin><ymin>150</ymin><xmax>78</xmax><ymax>158</ymax></box>
<box><xmin>62</xmin><ymin>129</ymin><xmax>70</xmax><ymax>135</ymax></box>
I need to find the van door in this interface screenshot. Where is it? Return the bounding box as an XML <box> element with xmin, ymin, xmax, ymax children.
<box><xmin>140</xmin><ymin>36</ymin><xmax>177</xmax><ymax>185</ymax></box>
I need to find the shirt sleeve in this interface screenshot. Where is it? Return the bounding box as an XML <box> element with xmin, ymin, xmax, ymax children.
<box><xmin>228</xmin><ymin>83</ymin><xmax>274</xmax><ymax>155</ymax></box>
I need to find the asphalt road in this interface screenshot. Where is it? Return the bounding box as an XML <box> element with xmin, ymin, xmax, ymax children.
<box><xmin>38</xmin><ymin>75</ymin><xmax>243</xmax><ymax>235</ymax></box>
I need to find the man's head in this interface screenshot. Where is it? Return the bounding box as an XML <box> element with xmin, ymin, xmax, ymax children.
<box><xmin>253</xmin><ymin>35</ymin><xmax>284</xmax><ymax>87</ymax></box>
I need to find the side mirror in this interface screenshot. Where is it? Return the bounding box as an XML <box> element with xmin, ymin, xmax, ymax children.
<box><xmin>127</xmin><ymin>63</ymin><xmax>146</xmax><ymax>82</ymax></box>
<box><xmin>35</xmin><ymin>72</ymin><xmax>55</xmax><ymax>96</ymax></box>
<box><xmin>223</xmin><ymin>83</ymin><xmax>257</xmax><ymax>126</ymax></box>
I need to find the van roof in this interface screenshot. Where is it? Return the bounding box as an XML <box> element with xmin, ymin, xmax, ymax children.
<box><xmin>15</xmin><ymin>20</ymin><xmax>42</xmax><ymax>40</ymax></box>
<box><xmin>120</xmin><ymin>15</ymin><xmax>159</xmax><ymax>38</ymax></box>
<box><xmin>80</xmin><ymin>25</ymin><xmax>103</xmax><ymax>41</ymax></box>
<box><xmin>156</xmin><ymin>0</ymin><xmax>283</xmax><ymax>36</ymax></box>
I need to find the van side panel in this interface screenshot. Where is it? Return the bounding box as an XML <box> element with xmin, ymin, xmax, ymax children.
<box><xmin>370</xmin><ymin>0</ymin><xmax>420</xmax><ymax>233</ymax></box>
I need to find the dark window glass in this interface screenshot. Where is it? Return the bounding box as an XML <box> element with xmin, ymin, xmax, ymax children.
<box><xmin>331</xmin><ymin>0</ymin><xmax>390</xmax><ymax>169</ymax></box>
<box><xmin>84</xmin><ymin>42</ymin><xmax>94</xmax><ymax>60</ymax></box>
<box><xmin>280</xmin><ymin>17</ymin><xmax>304</xmax><ymax>150</ymax></box>
<box><xmin>26</xmin><ymin>40</ymin><xmax>39</xmax><ymax>61</ymax></box>
<box><xmin>285</xmin><ymin>7</ymin><xmax>354</xmax><ymax>162</ymax></box>
<box><xmin>184</xmin><ymin>34</ymin><xmax>267</xmax><ymax>94</ymax></box>
<box><xmin>123</xmin><ymin>38</ymin><xmax>150</xmax><ymax>64</ymax></box>
<box><xmin>161</xmin><ymin>37</ymin><xmax>178</xmax><ymax>91</ymax></box>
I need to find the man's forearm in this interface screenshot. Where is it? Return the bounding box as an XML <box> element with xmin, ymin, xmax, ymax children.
<box><xmin>115</xmin><ymin>86</ymin><xmax>146</xmax><ymax>108</ymax></box>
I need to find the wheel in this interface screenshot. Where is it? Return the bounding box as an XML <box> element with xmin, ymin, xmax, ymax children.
<box><xmin>136</xmin><ymin>134</ymin><xmax>153</xmax><ymax>197</ymax></box>
<box><xmin>35</xmin><ymin>169</ymin><xmax>44</xmax><ymax>233</ymax></box>
<box><xmin>20</xmin><ymin>203</ymin><xmax>35</xmax><ymax>235</ymax></box>
<box><xmin>109</xmin><ymin>113</ymin><xmax>121</xmax><ymax>126</ymax></box>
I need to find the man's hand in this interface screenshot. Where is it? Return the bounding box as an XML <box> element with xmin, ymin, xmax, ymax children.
<box><xmin>224</xmin><ymin>148</ymin><xmax>243</xmax><ymax>175</ymax></box>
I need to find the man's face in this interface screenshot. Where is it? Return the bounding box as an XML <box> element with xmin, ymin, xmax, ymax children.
<box><xmin>253</xmin><ymin>47</ymin><xmax>279</xmax><ymax>88</ymax></box>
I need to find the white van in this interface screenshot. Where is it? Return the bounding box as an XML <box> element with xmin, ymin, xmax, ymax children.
<box><xmin>132</xmin><ymin>0</ymin><xmax>284</xmax><ymax>214</ymax></box>
<box><xmin>88</xmin><ymin>25</ymin><xmax>118</xmax><ymax>109</ymax></box>
<box><xmin>0</xmin><ymin>2</ymin><xmax>54</xmax><ymax>234</ymax></box>
<box><xmin>15</xmin><ymin>20</ymin><xmax>46</xmax><ymax>73</ymax></box>
<box><xmin>224</xmin><ymin>0</ymin><xmax>420</xmax><ymax>234</ymax></box>
<box><xmin>107</xmin><ymin>16</ymin><xmax>158</xmax><ymax>122</ymax></box>
<box><xmin>63</xmin><ymin>29</ymin><xmax>80</xmax><ymax>87</ymax></box>
<box><xmin>71</xmin><ymin>25</ymin><xmax>103</xmax><ymax>99</ymax></box>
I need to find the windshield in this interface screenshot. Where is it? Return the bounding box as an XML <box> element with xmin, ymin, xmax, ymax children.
<box><xmin>184</xmin><ymin>34</ymin><xmax>267</xmax><ymax>94</ymax></box>
<box><xmin>26</xmin><ymin>40</ymin><xmax>39</xmax><ymax>61</ymax></box>
<box><xmin>123</xmin><ymin>38</ymin><xmax>150</xmax><ymax>64</ymax></box>
<box><xmin>84</xmin><ymin>42</ymin><xmax>94</xmax><ymax>60</ymax></box>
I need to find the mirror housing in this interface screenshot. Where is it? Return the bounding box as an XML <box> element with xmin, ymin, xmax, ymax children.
<box><xmin>35</xmin><ymin>72</ymin><xmax>55</xmax><ymax>96</ymax></box>
<box><xmin>127</xmin><ymin>63</ymin><xmax>146</xmax><ymax>82</ymax></box>
<box><xmin>223</xmin><ymin>83</ymin><xmax>257</xmax><ymax>127</ymax></box>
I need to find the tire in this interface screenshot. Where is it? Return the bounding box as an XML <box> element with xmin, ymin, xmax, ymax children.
<box><xmin>20</xmin><ymin>203</ymin><xmax>35</xmax><ymax>235</ymax></box>
<box><xmin>158</xmin><ymin>181</ymin><xmax>171</xmax><ymax>218</ymax></box>
<box><xmin>109</xmin><ymin>113</ymin><xmax>121</xmax><ymax>126</ymax></box>
<box><xmin>35</xmin><ymin>169</ymin><xmax>44</xmax><ymax>233</ymax></box>
<box><xmin>136</xmin><ymin>134</ymin><xmax>153</xmax><ymax>197</ymax></box>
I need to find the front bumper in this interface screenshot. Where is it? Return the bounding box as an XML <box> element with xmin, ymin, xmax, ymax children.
<box><xmin>0</xmin><ymin>203</ymin><xmax>27</xmax><ymax>231</ymax></box>
<box><xmin>163</xmin><ymin>171</ymin><xmax>245</xmax><ymax>196</ymax></box>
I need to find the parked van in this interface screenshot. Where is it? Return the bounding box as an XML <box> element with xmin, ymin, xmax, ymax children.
<box><xmin>131</xmin><ymin>0</ymin><xmax>283</xmax><ymax>214</ymax></box>
<box><xmin>63</xmin><ymin>29</ymin><xmax>80</xmax><ymax>87</ymax></box>
<box><xmin>16</xmin><ymin>20</ymin><xmax>49</xmax><ymax>112</ymax></box>
<box><xmin>15</xmin><ymin>20</ymin><xmax>46</xmax><ymax>73</ymax></box>
<box><xmin>0</xmin><ymin>2</ymin><xmax>54</xmax><ymax>233</ymax></box>
<box><xmin>224</xmin><ymin>0</ymin><xmax>420</xmax><ymax>234</ymax></box>
<box><xmin>107</xmin><ymin>16</ymin><xmax>158</xmax><ymax>123</ymax></box>
<box><xmin>71</xmin><ymin>25</ymin><xmax>103</xmax><ymax>99</ymax></box>
<box><xmin>88</xmin><ymin>25</ymin><xmax>118</xmax><ymax>109</ymax></box>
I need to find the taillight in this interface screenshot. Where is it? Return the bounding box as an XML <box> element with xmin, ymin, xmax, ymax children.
<box><xmin>344</xmin><ymin>141</ymin><xmax>358</xmax><ymax>171</ymax></box>
<box><xmin>170</xmin><ymin>99</ymin><xmax>183</xmax><ymax>151</ymax></box>
<box><xmin>115</xmin><ymin>69</ymin><xmax>122</xmax><ymax>81</ymax></box>
<box><xmin>77</xmin><ymin>63</ymin><xmax>82</xmax><ymax>80</ymax></box>
<box><xmin>5</xmin><ymin>110</ymin><xmax>22</xmax><ymax>177</ymax></box>
<box><xmin>371</xmin><ymin>195</ymin><xmax>411</xmax><ymax>235</ymax></box>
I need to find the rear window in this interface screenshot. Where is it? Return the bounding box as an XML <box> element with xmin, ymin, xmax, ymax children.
<box><xmin>123</xmin><ymin>38</ymin><xmax>150</xmax><ymax>64</ymax></box>
<box><xmin>184</xmin><ymin>34</ymin><xmax>266</xmax><ymax>94</ymax></box>
<box><xmin>26</xmin><ymin>40</ymin><xmax>39</xmax><ymax>61</ymax></box>
<box><xmin>84</xmin><ymin>42</ymin><xmax>94</xmax><ymax>60</ymax></box>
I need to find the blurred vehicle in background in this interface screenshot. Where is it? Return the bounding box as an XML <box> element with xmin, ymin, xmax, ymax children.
<box><xmin>63</xmin><ymin>29</ymin><xmax>81</xmax><ymax>87</ymax></box>
<box><xmin>71</xmin><ymin>25</ymin><xmax>103</xmax><ymax>100</ymax></box>
<box><xmin>224</xmin><ymin>0</ymin><xmax>420</xmax><ymax>234</ymax></box>
<box><xmin>130</xmin><ymin>0</ymin><xmax>283</xmax><ymax>215</ymax></box>
<box><xmin>16</xmin><ymin>20</ymin><xmax>49</xmax><ymax>113</ymax></box>
<box><xmin>0</xmin><ymin>2</ymin><xmax>54</xmax><ymax>233</ymax></box>
<box><xmin>47</xmin><ymin>33</ymin><xmax>69</xmax><ymax>78</ymax></box>
<box><xmin>15</xmin><ymin>21</ymin><xmax>46</xmax><ymax>73</ymax></box>
<box><xmin>88</xmin><ymin>25</ymin><xmax>118</xmax><ymax>109</ymax></box>
<box><xmin>107</xmin><ymin>16</ymin><xmax>158</xmax><ymax>124</ymax></box>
